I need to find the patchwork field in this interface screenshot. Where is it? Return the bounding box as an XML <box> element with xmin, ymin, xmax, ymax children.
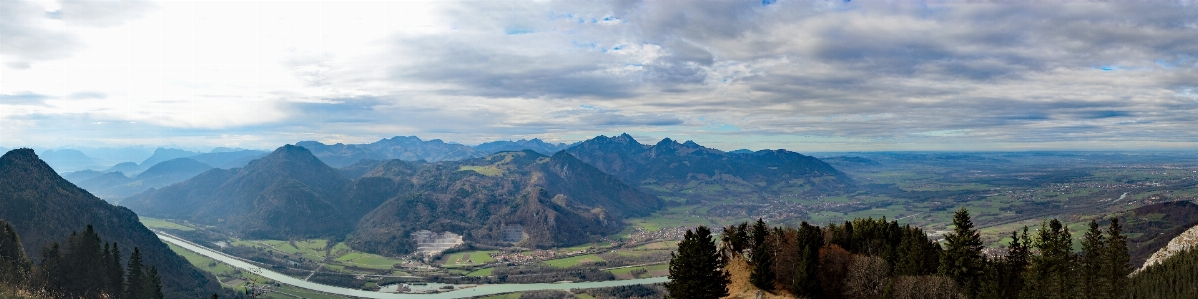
<box><xmin>440</xmin><ymin>250</ymin><xmax>497</xmax><ymax>267</ymax></box>
<box><xmin>544</xmin><ymin>254</ymin><xmax>605</xmax><ymax>268</ymax></box>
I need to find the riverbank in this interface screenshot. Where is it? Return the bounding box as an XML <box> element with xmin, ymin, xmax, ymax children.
<box><xmin>156</xmin><ymin>232</ymin><xmax>668</xmax><ymax>299</ymax></box>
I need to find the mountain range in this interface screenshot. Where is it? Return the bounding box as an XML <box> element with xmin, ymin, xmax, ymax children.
<box><xmin>38</xmin><ymin>149</ymin><xmax>101</xmax><ymax>173</ymax></box>
<box><xmin>296</xmin><ymin>136</ymin><xmax>576</xmax><ymax>167</ymax></box>
<box><xmin>565</xmin><ymin>133</ymin><xmax>853</xmax><ymax>202</ymax></box>
<box><xmin>473</xmin><ymin>138</ymin><xmax>577</xmax><ymax>156</ymax></box>
<box><xmin>0</xmin><ymin>149</ymin><xmax>220</xmax><ymax>298</ymax></box>
<box><xmin>54</xmin><ymin>149</ymin><xmax>269</xmax><ymax>200</ymax></box>
<box><xmin>123</xmin><ymin>145</ymin><xmax>663</xmax><ymax>255</ymax></box>
<box><xmin>70</xmin><ymin>158</ymin><xmax>217</xmax><ymax>200</ymax></box>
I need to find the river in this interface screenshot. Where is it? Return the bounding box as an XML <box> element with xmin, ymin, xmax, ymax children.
<box><xmin>156</xmin><ymin>233</ymin><xmax>669</xmax><ymax>299</ymax></box>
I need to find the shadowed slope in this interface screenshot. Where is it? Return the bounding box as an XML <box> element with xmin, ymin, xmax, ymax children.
<box><xmin>0</xmin><ymin>149</ymin><xmax>220</xmax><ymax>298</ymax></box>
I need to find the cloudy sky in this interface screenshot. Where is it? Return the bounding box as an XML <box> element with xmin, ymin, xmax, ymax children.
<box><xmin>3</xmin><ymin>0</ymin><xmax>1198</xmax><ymax>152</ymax></box>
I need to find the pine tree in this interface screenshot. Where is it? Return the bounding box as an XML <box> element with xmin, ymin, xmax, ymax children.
<box><xmin>0</xmin><ymin>220</ymin><xmax>31</xmax><ymax>285</ymax></box>
<box><xmin>110</xmin><ymin>243</ymin><xmax>125</xmax><ymax>299</ymax></box>
<box><xmin>735</xmin><ymin>222</ymin><xmax>750</xmax><ymax>254</ymax></box>
<box><xmin>1103</xmin><ymin>217</ymin><xmax>1130</xmax><ymax>299</ymax></box>
<box><xmin>722</xmin><ymin>223</ymin><xmax>750</xmax><ymax>254</ymax></box>
<box><xmin>1008</xmin><ymin>227</ymin><xmax>1030</xmax><ymax>274</ymax></box>
<box><xmin>125</xmin><ymin>247</ymin><xmax>145</xmax><ymax>299</ymax></box>
<box><xmin>36</xmin><ymin>243</ymin><xmax>62</xmax><ymax>291</ymax></box>
<box><xmin>750</xmin><ymin>218</ymin><xmax>775</xmax><ymax>291</ymax></box>
<box><xmin>145</xmin><ymin>266</ymin><xmax>164</xmax><ymax>299</ymax></box>
<box><xmin>1079</xmin><ymin>219</ymin><xmax>1106</xmax><ymax>299</ymax></box>
<box><xmin>666</xmin><ymin>226</ymin><xmax>729</xmax><ymax>299</ymax></box>
<box><xmin>1005</xmin><ymin>227</ymin><xmax>1030</xmax><ymax>297</ymax></box>
<box><xmin>895</xmin><ymin>225</ymin><xmax>942</xmax><ymax>276</ymax></box>
<box><xmin>792</xmin><ymin>222</ymin><xmax>823</xmax><ymax>298</ymax></box>
<box><xmin>53</xmin><ymin>225</ymin><xmax>106</xmax><ymax>297</ymax></box>
<box><xmin>1022</xmin><ymin>219</ymin><xmax>1074</xmax><ymax>299</ymax></box>
<box><xmin>939</xmin><ymin>207</ymin><xmax>984</xmax><ymax>298</ymax></box>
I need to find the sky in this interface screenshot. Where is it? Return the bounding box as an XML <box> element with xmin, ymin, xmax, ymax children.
<box><xmin>3</xmin><ymin>0</ymin><xmax>1198</xmax><ymax>152</ymax></box>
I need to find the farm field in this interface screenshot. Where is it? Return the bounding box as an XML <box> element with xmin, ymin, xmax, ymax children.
<box><xmin>440</xmin><ymin>250</ymin><xmax>497</xmax><ymax>267</ymax></box>
<box><xmin>544</xmin><ymin>254</ymin><xmax>605</xmax><ymax>268</ymax></box>
<box><xmin>139</xmin><ymin>217</ymin><xmax>195</xmax><ymax>231</ymax></box>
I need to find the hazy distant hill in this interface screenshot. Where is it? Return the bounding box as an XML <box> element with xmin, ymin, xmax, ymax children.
<box><xmin>565</xmin><ymin>133</ymin><xmax>853</xmax><ymax>201</ymax></box>
<box><xmin>0</xmin><ymin>149</ymin><xmax>220</xmax><ymax>298</ymax></box>
<box><xmin>125</xmin><ymin>145</ymin><xmax>351</xmax><ymax>238</ymax></box>
<box><xmin>39</xmin><ymin>149</ymin><xmax>100</xmax><ymax>172</ymax></box>
<box><xmin>62</xmin><ymin>169</ymin><xmax>106</xmax><ymax>182</ymax></box>
<box><xmin>135</xmin><ymin>158</ymin><xmax>214</xmax><ymax>185</ymax></box>
<box><xmin>126</xmin><ymin>145</ymin><xmax>663</xmax><ymax>255</ymax></box>
<box><xmin>75</xmin><ymin>146</ymin><xmax>156</xmax><ymax>167</ymax></box>
<box><xmin>67</xmin><ymin>158</ymin><xmax>215</xmax><ymax>201</ymax></box>
<box><xmin>474</xmin><ymin>138</ymin><xmax>576</xmax><ymax>155</ymax></box>
<box><xmin>139</xmin><ymin>148</ymin><xmax>201</xmax><ymax>167</ymax></box>
<box><xmin>188</xmin><ymin>149</ymin><xmax>268</xmax><ymax>168</ymax></box>
<box><xmin>104</xmin><ymin>161</ymin><xmax>141</xmax><ymax>175</ymax></box>
<box><xmin>297</xmin><ymin>136</ymin><xmax>484</xmax><ymax>167</ymax></box>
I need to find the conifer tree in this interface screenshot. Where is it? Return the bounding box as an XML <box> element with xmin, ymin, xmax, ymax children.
<box><xmin>735</xmin><ymin>222</ymin><xmax>750</xmax><ymax>254</ymax></box>
<box><xmin>37</xmin><ymin>243</ymin><xmax>62</xmax><ymax>290</ymax></box>
<box><xmin>125</xmin><ymin>247</ymin><xmax>145</xmax><ymax>299</ymax></box>
<box><xmin>895</xmin><ymin>225</ymin><xmax>942</xmax><ymax>276</ymax></box>
<box><xmin>0</xmin><ymin>220</ymin><xmax>31</xmax><ymax>285</ymax></box>
<box><xmin>145</xmin><ymin>266</ymin><xmax>164</xmax><ymax>299</ymax></box>
<box><xmin>1008</xmin><ymin>227</ymin><xmax>1030</xmax><ymax>274</ymax></box>
<box><xmin>939</xmin><ymin>207</ymin><xmax>984</xmax><ymax>297</ymax></box>
<box><xmin>1079</xmin><ymin>219</ymin><xmax>1106</xmax><ymax>299</ymax></box>
<box><xmin>1103</xmin><ymin>217</ymin><xmax>1130</xmax><ymax>299</ymax></box>
<box><xmin>722</xmin><ymin>223</ymin><xmax>750</xmax><ymax>255</ymax></box>
<box><xmin>666</xmin><ymin>226</ymin><xmax>729</xmax><ymax>299</ymax></box>
<box><xmin>1006</xmin><ymin>227</ymin><xmax>1030</xmax><ymax>296</ymax></box>
<box><xmin>792</xmin><ymin>222</ymin><xmax>823</xmax><ymax>298</ymax></box>
<box><xmin>1022</xmin><ymin>219</ymin><xmax>1074</xmax><ymax>299</ymax></box>
<box><xmin>56</xmin><ymin>225</ymin><xmax>105</xmax><ymax>297</ymax></box>
<box><xmin>749</xmin><ymin>218</ymin><xmax>775</xmax><ymax>291</ymax></box>
<box><xmin>109</xmin><ymin>243</ymin><xmax>125</xmax><ymax>299</ymax></box>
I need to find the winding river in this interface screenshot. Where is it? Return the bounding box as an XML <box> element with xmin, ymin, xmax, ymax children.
<box><xmin>156</xmin><ymin>233</ymin><xmax>668</xmax><ymax>299</ymax></box>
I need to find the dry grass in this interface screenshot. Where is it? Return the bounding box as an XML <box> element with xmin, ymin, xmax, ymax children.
<box><xmin>721</xmin><ymin>255</ymin><xmax>802</xmax><ymax>299</ymax></box>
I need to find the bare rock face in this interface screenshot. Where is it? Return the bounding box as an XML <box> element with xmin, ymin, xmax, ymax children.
<box><xmin>1137</xmin><ymin>223</ymin><xmax>1198</xmax><ymax>274</ymax></box>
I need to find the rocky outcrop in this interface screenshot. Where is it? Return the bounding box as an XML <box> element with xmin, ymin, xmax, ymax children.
<box><xmin>1137</xmin><ymin>223</ymin><xmax>1198</xmax><ymax>274</ymax></box>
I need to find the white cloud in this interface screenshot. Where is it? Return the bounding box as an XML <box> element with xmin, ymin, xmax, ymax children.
<box><xmin>3</xmin><ymin>0</ymin><xmax>1198</xmax><ymax>151</ymax></box>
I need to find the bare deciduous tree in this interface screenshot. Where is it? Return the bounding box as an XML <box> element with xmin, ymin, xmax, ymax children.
<box><xmin>890</xmin><ymin>275</ymin><xmax>960</xmax><ymax>299</ymax></box>
<box><xmin>843</xmin><ymin>255</ymin><xmax>889</xmax><ymax>299</ymax></box>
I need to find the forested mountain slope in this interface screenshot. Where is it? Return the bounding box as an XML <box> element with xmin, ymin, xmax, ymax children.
<box><xmin>565</xmin><ymin>133</ymin><xmax>853</xmax><ymax>201</ymax></box>
<box><xmin>125</xmin><ymin>146</ymin><xmax>664</xmax><ymax>256</ymax></box>
<box><xmin>124</xmin><ymin>145</ymin><xmax>350</xmax><ymax>239</ymax></box>
<box><xmin>0</xmin><ymin>149</ymin><xmax>220</xmax><ymax>298</ymax></box>
<box><xmin>350</xmin><ymin>150</ymin><xmax>664</xmax><ymax>255</ymax></box>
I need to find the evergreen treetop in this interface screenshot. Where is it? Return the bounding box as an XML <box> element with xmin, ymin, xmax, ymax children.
<box><xmin>666</xmin><ymin>226</ymin><xmax>729</xmax><ymax>299</ymax></box>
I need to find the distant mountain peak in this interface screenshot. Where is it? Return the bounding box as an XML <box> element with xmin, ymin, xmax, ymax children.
<box><xmin>614</xmin><ymin>133</ymin><xmax>638</xmax><ymax>144</ymax></box>
<box><xmin>387</xmin><ymin>135</ymin><xmax>422</xmax><ymax>141</ymax></box>
<box><xmin>140</xmin><ymin>148</ymin><xmax>199</xmax><ymax>167</ymax></box>
<box><xmin>1</xmin><ymin>149</ymin><xmax>55</xmax><ymax>175</ymax></box>
<box><xmin>2</xmin><ymin>148</ymin><xmax>38</xmax><ymax>162</ymax></box>
<box><xmin>254</xmin><ymin>144</ymin><xmax>326</xmax><ymax>167</ymax></box>
<box><xmin>655</xmin><ymin>138</ymin><xmax>677</xmax><ymax>147</ymax></box>
<box><xmin>567</xmin><ymin>135</ymin><xmax>853</xmax><ymax>198</ymax></box>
